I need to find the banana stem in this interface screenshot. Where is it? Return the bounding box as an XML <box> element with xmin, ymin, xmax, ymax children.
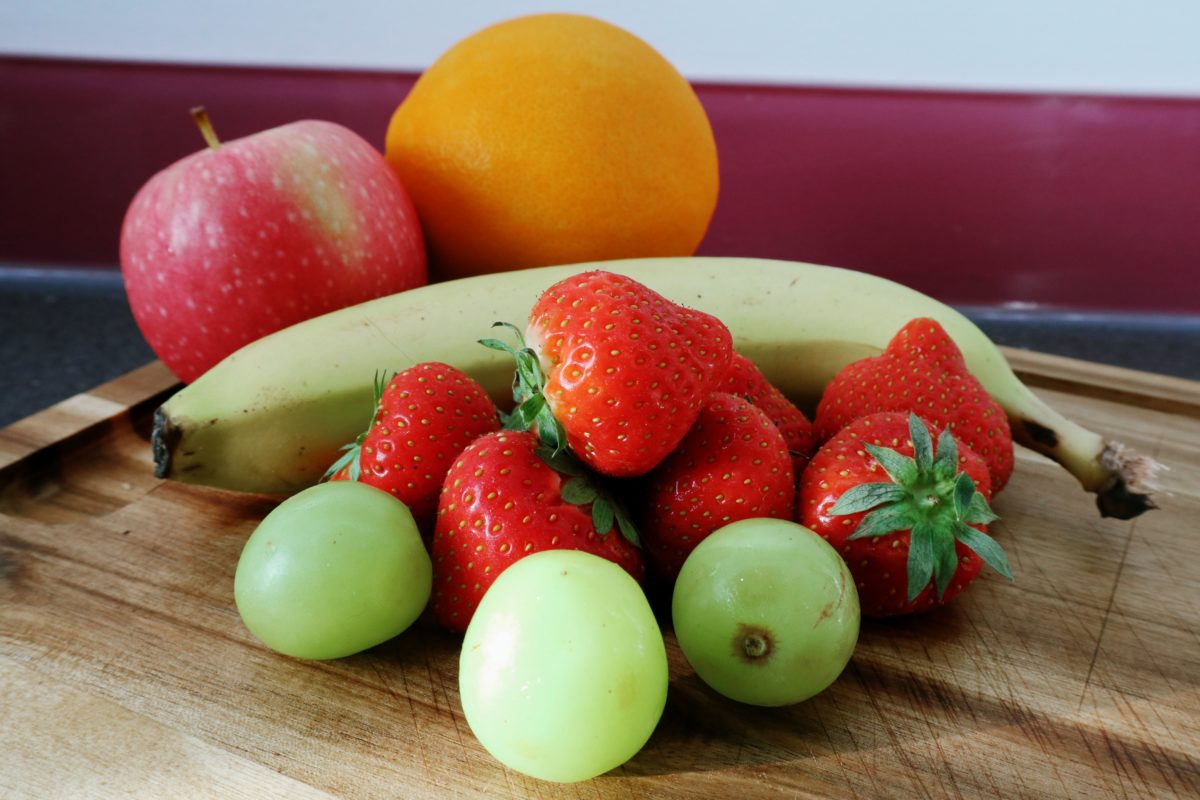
<box><xmin>1007</xmin><ymin>396</ymin><xmax>1160</xmax><ymax>519</ymax></box>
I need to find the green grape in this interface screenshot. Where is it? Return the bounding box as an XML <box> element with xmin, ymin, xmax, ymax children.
<box><xmin>234</xmin><ymin>480</ymin><xmax>431</xmax><ymax>660</ymax></box>
<box><xmin>459</xmin><ymin>550</ymin><xmax>668</xmax><ymax>783</ymax></box>
<box><xmin>672</xmin><ymin>518</ymin><xmax>859</xmax><ymax>706</ymax></box>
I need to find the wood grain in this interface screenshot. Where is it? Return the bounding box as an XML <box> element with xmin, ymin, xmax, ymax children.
<box><xmin>2</xmin><ymin>356</ymin><xmax>1198</xmax><ymax>799</ymax></box>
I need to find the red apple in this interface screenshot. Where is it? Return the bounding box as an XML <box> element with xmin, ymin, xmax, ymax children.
<box><xmin>120</xmin><ymin>108</ymin><xmax>427</xmax><ymax>383</ymax></box>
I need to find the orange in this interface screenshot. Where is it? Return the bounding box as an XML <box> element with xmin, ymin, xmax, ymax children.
<box><xmin>384</xmin><ymin>13</ymin><xmax>719</xmax><ymax>280</ymax></box>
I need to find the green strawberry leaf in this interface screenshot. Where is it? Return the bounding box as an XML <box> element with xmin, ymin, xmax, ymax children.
<box><xmin>954</xmin><ymin>523</ymin><xmax>1013</xmax><ymax>581</ymax></box>
<box><xmin>965</xmin><ymin>492</ymin><xmax>999</xmax><ymax>525</ymax></box>
<box><xmin>535</xmin><ymin>448</ymin><xmax>639</xmax><ymax>547</ymax></box>
<box><xmin>561</xmin><ymin>476</ymin><xmax>599</xmax><ymax>505</ymax></box>
<box><xmin>480</xmin><ymin>321</ymin><xmax>533</xmax><ymax>401</ymax></box>
<box><xmin>478</xmin><ymin>337</ymin><xmax>519</xmax><ymax>357</ymax></box>
<box><xmin>513</xmin><ymin>350</ymin><xmax>544</xmax><ymax>401</ymax></box>
<box><xmin>848</xmin><ymin>503</ymin><xmax>917</xmax><ymax>540</ymax></box>
<box><xmin>906</xmin><ymin>519</ymin><xmax>936</xmax><ymax>602</ymax></box>
<box><xmin>483</xmin><ymin>319</ymin><xmax>573</xmax><ymax>457</ymax></box>
<box><xmin>506</xmin><ymin>393</ymin><xmax>546</xmax><ymax>431</ymax></box>
<box><xmin>932</xmin><ymin>426</ymin><xmax>959</xmax><ymax>482</ymax></box>
<box><xmin>534</xmin><ymin>445</ymin><xmax>585</xmax><ymax>477</ymax></box>
<box><xmin>535</xmin><ymin>404</ymin><xmax>567</xmax><ymax>455</ymax></box>
<box><xmin>372</xmin><ymin>370</ymin><xmax>391</xmax><ymax>405</ymax></box>
<box><xmin>864</xmin><ymin>443</ymin><xmax>919</xmax><ymax>485</ymax></box>
<box><xmin>952</xmin><ymin>472</ymin><xmax>976</xmax><ymax>518</ymax></box>
<box><xmin>830</xmin><ymin>482</ymin><xmax>909</xmax><ymax>515</ymax></box>
<box><xmin>592</xmin><ymin>498</ymin><xmax>615</xmax><ymax>536</ymax></box>
<box><xmin>932</xmin><ymin>523</ymin><xmax>958</xmax><ymax>600</ymax></box>
<box><xmin>321</xmin><ymin>441</ymin><xmax>360</xmax><ymax>482</ymax></box>
<box><xmin>481</xmin><ymin>321</ymin><xmax>527</xmax><ymax>350</ymax></box>
<box><xmin>321</xmin><ymin>371</ymin><xmax>389</xmax><ymax>483</ymax></box>
<box><xmin>909</xmin><ymin>413</ymin><xmax>934</xmax><ymax>472</ymax></box>
<box><xmin>614</xmin><ymin>509</ymin><xmax>641</xmax><ymax>548</ymax></box>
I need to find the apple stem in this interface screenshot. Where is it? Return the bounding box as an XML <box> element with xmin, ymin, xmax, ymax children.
<box><xmin>191</xmin><ymin>106</ymin><xmax>221</xmax><ymax>151</ymax></box>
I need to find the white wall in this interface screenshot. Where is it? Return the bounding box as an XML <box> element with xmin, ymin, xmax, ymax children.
<box><xmin>3</xmin><ymin>0</ymin><xmax>1199</xmax><ymax>97</ymax></box>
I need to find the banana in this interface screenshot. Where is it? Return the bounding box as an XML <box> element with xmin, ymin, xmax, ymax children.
<box><xmin>153</xmin><ymin>257</ymin><xmax>1158</xmax><ymax>518</ymax></box>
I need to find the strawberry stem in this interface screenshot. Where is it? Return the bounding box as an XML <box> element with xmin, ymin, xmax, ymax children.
<box><xmin>320</xmin><ymin>370</ymin><xmax>392</xmax><ymax>482</ymax></box>
<box><xmin>480</xmin><ymin>322</ymin><xmax>568</xmax><ymax>455</ymax></box>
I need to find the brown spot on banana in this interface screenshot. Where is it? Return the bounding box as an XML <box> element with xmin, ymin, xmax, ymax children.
<box><xmin>1010</xmin><ymin>414</ymin><xmax>1160</xmax><ymax>520</ymax></box>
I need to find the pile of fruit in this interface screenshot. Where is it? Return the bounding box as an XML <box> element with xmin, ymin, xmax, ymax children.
<box><xmin>120</xmin><ymin>11</ymin><xmax>1159</xmax><ymax>787</ymax></box>
<box><xmin>229</xmin><ymin>266</ymin><xmax>1025</xmax><ymax>783</ymax></box>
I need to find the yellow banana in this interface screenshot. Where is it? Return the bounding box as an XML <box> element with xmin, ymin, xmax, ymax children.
<box><xmin>153</xmin><ymin>257</ymin><xmax>1157</xmax><ymax>518</ymax></box>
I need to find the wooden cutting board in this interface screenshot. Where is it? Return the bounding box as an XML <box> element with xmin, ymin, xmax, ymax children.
<box><xmin>2</xmin><ymin>352</ymin><xmax>1197</xmax><ymax>799</ymax></box>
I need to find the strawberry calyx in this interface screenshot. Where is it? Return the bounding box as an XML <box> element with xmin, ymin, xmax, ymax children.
<box><xmin>829</xmin><ymin>413</ymin><xmax>1012</xmax><ymax>602</ymax></box>
<box><xmin>479</xmin><ymin>322</ymin><xmax>568</xmax><ymax>453</ymax></box>
<box><xmin>536</xmin><ymin>444</ymin><xmax>641</xmax><ymax>547</ymax></box>
<box><xmin>481</xmin><ymin>323</ymin><xmax>640</xmax><ymax>548</ymax></box>
<box><xmin>321</xmin><ymin>370</ymin><xmax>392</xmax><ymax>482</ymax></box>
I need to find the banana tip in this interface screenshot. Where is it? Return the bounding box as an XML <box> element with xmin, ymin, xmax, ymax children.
<box><xmin>152</xmin><ymin>406</ymin><xmax>177</xmax><ymax>479</ymax></box>
<box><xmin>1095</xmin><ymin>442</ymin><xmax>1164</xmax><ymax>520</ymax></box>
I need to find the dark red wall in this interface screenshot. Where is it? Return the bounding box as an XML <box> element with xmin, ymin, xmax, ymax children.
<box><xmin>3</xmin><ymin>56</ymin><xmax>1198</xmax><ymax>311</ymax></box>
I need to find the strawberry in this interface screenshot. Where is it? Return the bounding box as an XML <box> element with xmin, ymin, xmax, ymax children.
<box><xmin>486</xmin><ymin>270</ymin><xmax>733</xmax><ymax>478</ymax></box>
<box><xmin>324</xmin><ymin>363</ymin><xmax>501</xmax><ymax>530</ymax></box>
<box><xmin>798</xmin><ymin>412</ymin><xmax>1011</xmax><ymax>618</ymax></box>
<box><xmin>430</xmin><ymin>429</ymin><xmax>644</xmax><ymax>632</ymax></box>
<box><xmin>638</xmin><ymin>392</ymin><xmax>795</xmax><ymax>581</ymax></box>
<box><xmin>721</xmin><ymin>352</ymin><xmax>817</xmax><ymax>473</ymax></box>
<box><xmin>814</xmin><ymin>318</ymin><xmax>1014</xmax><ymax>492</ymax></box>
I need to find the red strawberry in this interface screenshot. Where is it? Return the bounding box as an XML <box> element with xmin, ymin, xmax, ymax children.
<box><xmin>488</xmin><ymin>270</ymin><xmax>733</xmax><ymax>478</ymax></box>
<box><xmin>431</xmin><ymin>429</ymin><xmax>644</xmax><ymax>632</ymax></box>
<box><xmin>721</xmin><ymin>352</ymin><xmax>817</xmax><ymax>473</ymax></box>
<box><xmin>638</xmin><ymin>392</ymin><xmax>795</xmax><ymax>581</ymax></box>
<box><xmin>799</xmin><ymin>412</ymin><xmax>1011</xmax><ymax>618</ymax></box>
<box><xmin>814</xmin><ymin>318</ymin><xmax>1014</xmax><ymax>492</ymax></box>
<box><xmin>325</xmin><ymin>363</ymin><xmax>501</xmax><ymax>529</ymax></box>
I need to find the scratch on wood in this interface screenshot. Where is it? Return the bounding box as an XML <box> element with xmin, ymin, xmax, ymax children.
<box><xmin>0</xmin><ymin>550</ymin><xmax>25</xmax><ymax>589</ymax></box>
<box><xmin>435</xmin><ymin>650</ymin><xmax>470</xmax><ymax>758</ymax></box>
<box><xmin>850</xmin><ymin>660</ymin><xmax>936</xmax><ymax>799</ymax></box>
<box><xmin>1120</xmin><ymin>688</ymin><xmax>1197</xmax><ymax>796</ymax></box>
<box><xmin>1078</xmin><ymin>515</ymin><xmax>1141</xmax><ymax>713</ymax></box>
<box><xmin>813</xmin><ymin>695</ymin><xmax>867</xmax><ymax>800</ymax></box>
<box><xmin>381</xmin><ymin>660</ymin><xmax>432</xmax><ymax>778</ymax></box>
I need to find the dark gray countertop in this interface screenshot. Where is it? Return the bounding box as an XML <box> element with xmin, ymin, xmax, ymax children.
<box><xmin>1</xmin><ymin>267</ymin><xmax>1197</xmax><ymax>429</ymax></box>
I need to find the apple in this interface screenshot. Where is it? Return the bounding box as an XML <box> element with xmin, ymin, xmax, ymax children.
<box><xmin>120</xmin><ymin>108</ymin><xmax>427</xmax><ymax>382</ymax></box>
